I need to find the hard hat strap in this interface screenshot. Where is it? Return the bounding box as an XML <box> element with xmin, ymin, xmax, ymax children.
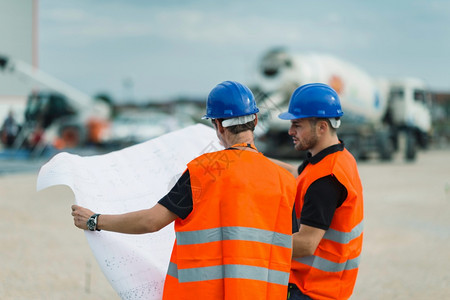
<box><xmin>329</xmin><ymin>118</ymin><xmax>341</xmax><ymax>129</ymax></box>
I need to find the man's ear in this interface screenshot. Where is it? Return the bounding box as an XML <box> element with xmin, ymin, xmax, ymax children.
<box><xmin>216</xmin><ymin>119</ymin><xmax>225</xmax><ymax>133</ymax></box>
<box><xmin>317</xmin><ymin>119</ymin><xmax>328</xmax><ymax>134</ymax></box>
<box><xmin>254</xmin><ymin>114</ymin><xmax>258</xmax><ymax>126</ymax></box>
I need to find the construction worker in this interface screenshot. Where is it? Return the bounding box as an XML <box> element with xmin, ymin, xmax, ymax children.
<box><xmin>71</xmin><ymin>81</ymin><xmax>297</xmax><ymax>299</ymax></box>
<box><xmin>1</xmin><ymin>109</ymin><xmax>20</xmax><ymax>147</ymax></box>
<box><xmin>272</xmin><ymin>83</ymin><xmax>364</xmax><ymax>300</ymax></box>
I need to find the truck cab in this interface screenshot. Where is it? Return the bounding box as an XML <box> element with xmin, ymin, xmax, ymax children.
<box><xmin>386</xmin><ymin>78</ymin><xmax>432</xmax><ymax>152</ymax></box>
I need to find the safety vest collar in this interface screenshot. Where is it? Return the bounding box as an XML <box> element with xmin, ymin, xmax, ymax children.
<box><xmin>307</xmin><ymin>142</ymin><xmax>344</xmax><ymax>165</ymax></box>
<box><xmin>228</xmin><ymin>143</ymin><xmax>258</xmax><ymax>151</ymax></box>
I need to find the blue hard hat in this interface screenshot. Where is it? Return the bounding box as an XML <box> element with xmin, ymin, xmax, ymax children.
<box><xmin>203</xmin><ymin>81</ymin><xmax>259</xmax><ymax>119</ymax></box>
<box><xmin>278</xmin><ymin>83</ymin><xmax>344</xmax><ymax>120</ymax></box>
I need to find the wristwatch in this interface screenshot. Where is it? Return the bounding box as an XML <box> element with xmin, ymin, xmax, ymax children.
<box><xmin>86</xmin><ymin>213</ymin><xmax>101</xmax><ymax>231</ymax></box>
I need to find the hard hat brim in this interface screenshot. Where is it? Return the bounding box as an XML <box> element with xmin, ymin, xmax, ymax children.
<box><xmin>278</xmin><ymin>111</ymin><xmax>305</xmax><ymax>120</ymax></box>
<box><xmin>279</xmin><ymin>111</ymin><xmax>344</xmax><ymax>120</ymax></box>
<box><xmin>202</xmin><ymin>108</ymin><xmax>259</xmax><ymax>120</ymax></box>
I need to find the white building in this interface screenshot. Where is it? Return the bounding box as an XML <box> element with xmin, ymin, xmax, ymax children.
<box><xmin>0</xmin><ymin>0</ymin><xmax>37</xmax><ymax>123</ymax></box>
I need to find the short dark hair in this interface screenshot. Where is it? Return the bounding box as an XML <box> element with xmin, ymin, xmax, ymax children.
<box><xmin>308</xmin><ymin>118</ymin><xmax>338</xmax><ymax>133</ymax></box>
<box><xmin>213</xmin><ymin>118</ymin><xmax>256</xmax><ymax>134</ymax></box>
<box><xmin>226</xmin><ymin>120</ymin><xmax>256</xmax><ymax>134</ymax></box>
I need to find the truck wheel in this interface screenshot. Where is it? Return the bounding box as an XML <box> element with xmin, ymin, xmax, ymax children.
<box><xmin>378</xmin><ymin>132</ymin><xmax>393</xmax><ymax>161</ymax></box>
<box><xmin>357</xmin><ymin>152</ymin><xmax>369</xmax><ymax>161</ymax></box>
<box><xmin>379</xmin><ymin>147</ymin><xmax>393</xmax><ymax>161</ymax></box>
<box><xmin>405</xmin><ymin>130</ymin><xmax>417</xmax><ymax>161</ymax></box>
<box><xmin>342</xmin><ymin>135</ymin><xmax>361</xmax><ymax>160</ymax></box>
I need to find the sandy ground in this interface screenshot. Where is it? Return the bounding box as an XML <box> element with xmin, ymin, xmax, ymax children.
<box><xmin>1</xmin><ymin>149</ymin><xmax>449</xmax><ymax>299</ymax></box>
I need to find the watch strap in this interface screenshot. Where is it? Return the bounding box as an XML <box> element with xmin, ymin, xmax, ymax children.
<box><xmin>87</xmin><ymin>213</ymin><xmax>101</xmax><ymax>231</ymax></box>
<box><xmin>94</xmin><ymin>213</ymin><xmax>101</xmax><ymax>231</ymax></box>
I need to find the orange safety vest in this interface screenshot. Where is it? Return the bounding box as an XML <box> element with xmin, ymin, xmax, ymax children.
<box><xmin>290</xmin><ymin>148</ymin><xmax>364</xmax><ymax>300</ymax></box>
<box><xmin>163</xmin><ymin>149</ymin><xmax>296</xmax><ymax>299</ymax></box>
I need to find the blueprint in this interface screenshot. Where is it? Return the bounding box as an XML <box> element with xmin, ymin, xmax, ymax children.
<box><xmin>36</xmin><ymin>124</ymin><xmax>222</xmax><ymax>299</ymax></box>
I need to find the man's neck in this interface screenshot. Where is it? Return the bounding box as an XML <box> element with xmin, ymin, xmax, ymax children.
<box><xmin>310</xmin><ymin>135</ymin><xmax>340</xmax><ymax>157</ymax></box>
<box><xmin>223</xmin><ymin>131</ymin><xmax>255</xmax><ymax>149</ymax></box>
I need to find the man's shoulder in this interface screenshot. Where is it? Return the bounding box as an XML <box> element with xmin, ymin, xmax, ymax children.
<box><xmin>259</xmin><ymin>155</ymin><xmax>297</xmax><ymax>181</ymax></box>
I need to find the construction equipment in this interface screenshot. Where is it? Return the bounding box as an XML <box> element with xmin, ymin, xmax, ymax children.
<box><xmin>251</xmin><ymin>48</ymin><xmax>432</xmax><ymax>161</ymax></box>
<box><xmin>0</xmin><ymin>54</ymin><xmax>112</xmax><ymax>153</ymax></box>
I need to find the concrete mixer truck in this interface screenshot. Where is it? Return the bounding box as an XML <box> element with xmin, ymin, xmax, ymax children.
<box><xmin>250</xmin><ymin>48</ymin><xmax>432</xmax><ymax>161</ymax></box>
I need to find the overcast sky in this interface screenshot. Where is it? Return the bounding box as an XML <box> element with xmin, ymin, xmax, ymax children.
<box><xmin>39</xmin><ymin>0</ymin><xmax>450</xmax><ymax>102</ymax></box>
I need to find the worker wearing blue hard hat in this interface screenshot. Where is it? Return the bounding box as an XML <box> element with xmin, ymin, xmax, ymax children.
<box><xmin>272</xmin><ymin>83</ymin><xmax>364</xmax><ymax>300</ymax></box>
<box><xmin>72</xmin><ymin>80</ymin><xmax>297</xmax><ymax>299</ymax></box>
<box><xmin>279</xmin><ymin>83</ymin><xmax>343</xmax><ymax>130</ymax></box>
<box><xmin>202</xmin><ymin>80</ymin><xmax>260</xmax><ymax>132</ymax></box>
<box><xmin>203</xmin><ymin>80</ymin><xmax>259</xmax><ymax>119</ymax></box>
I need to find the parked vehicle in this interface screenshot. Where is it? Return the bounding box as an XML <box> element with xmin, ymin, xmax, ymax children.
<box><xmin>0</xmin><ymin>54</ymin><xmax>112</xmax><ymax>152</ymax></box>
<box><xmin>250</xmin><ymin>48</ymin><xmax>432</xmax><ymax>161</ymax></box>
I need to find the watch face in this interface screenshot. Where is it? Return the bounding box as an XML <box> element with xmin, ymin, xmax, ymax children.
<box><xmin>87</xmin><ymin>218</ymin><xmax>96</xmax><ymax>231</ymax></box>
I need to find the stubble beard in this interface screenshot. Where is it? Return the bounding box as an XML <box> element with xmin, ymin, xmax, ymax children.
<box><xmin>294</xmin><ymin>132</ymin><xmax>318</xmax><ymax>152</ymax></box>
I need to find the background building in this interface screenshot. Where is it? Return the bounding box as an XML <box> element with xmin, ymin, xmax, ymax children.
<box><xmin>0</xmin><ymin>0</ymin><xmax>37</xmax><ymax>122</ymax></box>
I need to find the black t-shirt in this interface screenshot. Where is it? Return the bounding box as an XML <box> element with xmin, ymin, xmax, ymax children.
<box><xmin>158</xmin><ymin>170</ymin><xmax>193</xmax><ymax>219</ymax></box>
<box><xmin>158</xmin><ymin>144</ymin><xmax>348</xmax><ymax>231</ymax></box>
<box><xmin>293</xmin><ymin>143</ymin><xmax>348</xmax><ymax>232</ymax></box>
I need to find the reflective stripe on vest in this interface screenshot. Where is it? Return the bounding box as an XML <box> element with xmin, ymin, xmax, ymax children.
<box><xmin>294</xmin><ymin>254</ymin><xmax>360</xmax><ymax>273</ymax></box>
<box><xmin>323</xmin><ymin>220</ymin><xmax>364</xmax><ymax>244</ymax></box>
<box><xmin>167</xmin><ymin>262</ymin><xmax>290</xmax><ymax>285</ymax></box>
<box><xmin>176</xmin><ymin>226</ymin><xmax>292</xmax><ymax>248</ymax></box>
<box><xmin>293</xmin><ymin>220</ymin><xmax>363</xmax><ymax>273</ymax></box>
